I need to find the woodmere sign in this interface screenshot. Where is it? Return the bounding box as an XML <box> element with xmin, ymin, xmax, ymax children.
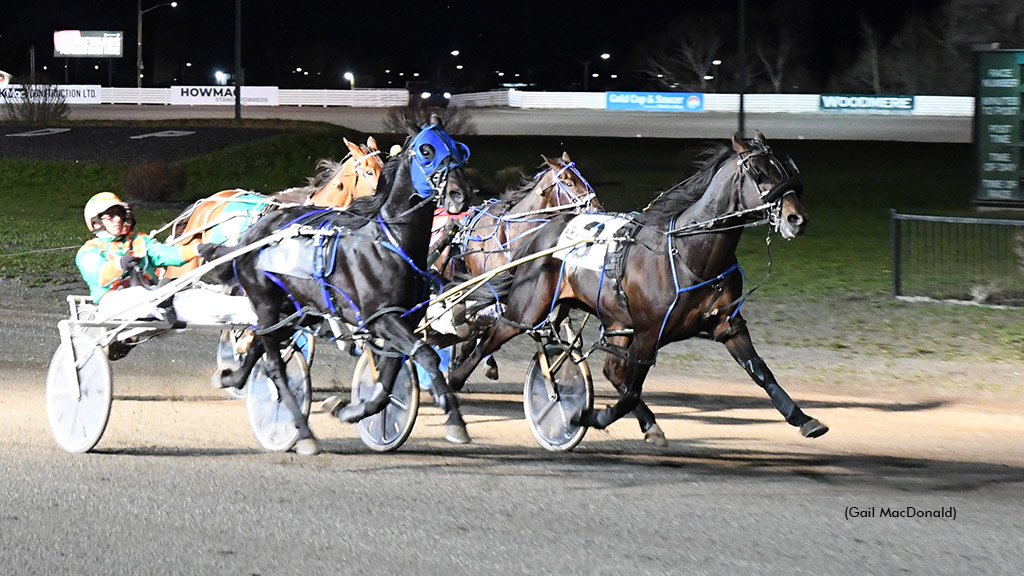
<box><xmin>975</xmin><ymin>50</ymin><xmax>1024</xmax><ymax>206</ymax></box>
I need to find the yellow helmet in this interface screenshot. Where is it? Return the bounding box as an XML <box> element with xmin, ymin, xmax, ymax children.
<box><xmin>84</xmin><ymin>192</ymin><xmax>133</xmax><ymax>234</ymax></box>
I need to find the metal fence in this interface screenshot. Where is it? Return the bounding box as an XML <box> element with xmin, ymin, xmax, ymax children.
<box><xmin>891</xmin><ymin>211</ymin><xmax>1024</xmax><ymax>306</ymax></box>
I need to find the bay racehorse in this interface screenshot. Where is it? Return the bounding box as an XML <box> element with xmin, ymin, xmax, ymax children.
<box><xmin>163</xmin><ymin>136</ymin><xmax>384</xmax><ymax>277</ymax></box>
<box><xmin>427</xmin><ymin>153</ymin><xmax>603</xmax><ymax>379</ymax></box>
<box><xmin>447</xmin><ymin>131</ymin><xmax>828</xmax><ymax>446</ymax></box>
<box><xmin>211</xmin><ymin>118</ymin><xmax>473</xmax><ymax>455</ymax></box>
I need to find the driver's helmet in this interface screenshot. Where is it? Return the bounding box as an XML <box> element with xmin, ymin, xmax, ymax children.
<box><xmin>84</xmin><ymin>192</ymin><xmax>134</xmax><ymax>235</ymax></box>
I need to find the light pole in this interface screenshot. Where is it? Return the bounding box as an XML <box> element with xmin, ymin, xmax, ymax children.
<box><xmin>137</xmin><ymin>0</ymin><xmax>177</xmax><ymax>90</ymax></box>
<box><xmin>582</xmin><ymin>52</ymin><xmax>610</xmax><ymax>91</ymax></box>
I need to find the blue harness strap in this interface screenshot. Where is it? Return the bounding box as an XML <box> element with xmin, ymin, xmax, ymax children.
<box><xmin>656</xmin><ymin>216</ymin><xmax>744</xmax><ymax>346</ymax></box>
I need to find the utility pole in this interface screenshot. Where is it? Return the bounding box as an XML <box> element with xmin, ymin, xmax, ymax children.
<box><xmin>737</xmin><ymin>0</ymin><xmax>747</xmax><ymax>138</ymax></box>
<box><xmin>234</xmin><ymin>0</ymin><xmax>242</xmax><ymax>121</ymax></box>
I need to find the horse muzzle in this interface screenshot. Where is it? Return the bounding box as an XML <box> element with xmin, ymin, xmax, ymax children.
<box><xmin>444</xmin><ymin>187</ymin><xmax>471</xmax><ymax>214</ymax></box>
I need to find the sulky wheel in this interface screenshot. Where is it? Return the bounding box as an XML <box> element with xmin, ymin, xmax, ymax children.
<box><xmin>245</xmin><ymin>347</ymin><xmax>312</xmax><ymax>452</ymax></box>
<box><xmin>523</xmin><ymin>343</ymin><xmax>594</xmax><ymax>452</ymax></box>
<box><xmin>351</xmin><ymin>350</ymin><xmax>420</xmax><ymax>452</ymax></box>
<box><xmin>45</xmin><ymin>330</ymin><xmax>113</xmax><ymax>453</ymax></box>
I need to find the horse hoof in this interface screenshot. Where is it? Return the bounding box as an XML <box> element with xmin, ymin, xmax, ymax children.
<box><xmin>800</xmin><ymin>419</ymin><xmax>829</xmax><ymax>438</ymax></box>
<box><xmin>319</xmin><ymin>394</ymin><xmax>345</xmax><ymax>417</ymax></box>
<box><xmin>446</xmin><ymin>424</ymin><xmax>471</xmax><ymax>444</ymax></box>
<box><xmin>485</xmin><ymin>366</ymin><xmax>499</xmax><ymax>380</ymax></box>
<box><xmin>336</xmin><ymin>403</ymin><xmax>364</xmax><ymax>424</ymax></box>
<box><xmin>294</xmin><ymin>438</ymin><xmax>320</xmax><ymax>456</ymax></box>
<box><xmin>644</xmin><ymin>424</ymin><xmax>668</xmax><ymax>448</ymax></box>
<box><xmin>211</xmin><ymin>369</ymin><xmax>230</xmax><ymax>389</ymax></box>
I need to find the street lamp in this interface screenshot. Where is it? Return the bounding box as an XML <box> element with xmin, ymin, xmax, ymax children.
<box><xmin>137</xmin><ymin>0</ymin><xmax>177</xmax><ymax>89</ymax></box>
<box><xmin>344</xmin><ymin>71</ymin><xmax>355</xmax><ymax>89</ymax></box>
<box><xmin>582</xmin><ymin>52</ymin><xmax>610</xmax><ymax>91</ymax></box>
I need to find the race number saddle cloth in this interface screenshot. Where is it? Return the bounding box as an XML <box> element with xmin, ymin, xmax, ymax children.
<box><xmin>553</xmin><ymin>214</ymin><xmax>640</xmax><ymax>310</ymax></box>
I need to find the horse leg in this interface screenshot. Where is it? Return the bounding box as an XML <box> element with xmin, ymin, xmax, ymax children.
<box><xmin>216</xmin><ymin>338</ymin><xmax>265</xmax><ymax>389</ymax></box>
<box><xmin>602</xmin><ymin>346</ymin><xmax>666</xmax><ymax>447</ymax></box>
<box><xmin>334</xmin><ymin>353</ymin><xmax>403</xmax><ymax>422</ymax></box>
<box><xmin>368</xmin><ymin>315</ymin><xmax>470</xmax><ymax>444</ymax></box>
<box><xmin>720</xmin><ymin>316</ymin><xmax>828</xmax><ymax>438</ymax></box>
<box><xmin>447</xmin><ymin>320</ymin><xmax>524</xmax><ymax>392</ymax></box>
<box><xmin>579</xmin><ymin>334</ymin><xmax>658</xmax><ymax>430</ymax></box>
<box><xmin>258</xmin><ymin>333</ymin><xmax>320</xmax><ymax>455</ymax></box>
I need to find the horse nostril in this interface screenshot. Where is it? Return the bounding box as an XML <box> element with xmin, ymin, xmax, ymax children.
<box><xmin>787</xmin><ymin>214</ymin><xmax>805</xmax><ymax>228</ymax></box>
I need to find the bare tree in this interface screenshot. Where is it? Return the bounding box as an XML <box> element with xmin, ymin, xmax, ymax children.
<box><xmin>640</xmin><ymin>14</ymin><xmax>729</xmax><ymax>92</ymax></box>
<box><xmin>754</xmin><ymin>28</ymin><xmax>797</xmax><ymax>93</ymax></box>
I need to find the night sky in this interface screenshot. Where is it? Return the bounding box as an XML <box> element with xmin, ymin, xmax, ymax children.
<box><xmin>1</xmin><ymin>0</ymin><xmax>947</xmax><ymax>91</ymax></box>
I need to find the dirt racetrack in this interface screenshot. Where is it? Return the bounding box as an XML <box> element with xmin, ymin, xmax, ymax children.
<box><xmin>4</xmin><ymin>274</ymin><xmax>1023</xmax><ymax>478</ymax></box>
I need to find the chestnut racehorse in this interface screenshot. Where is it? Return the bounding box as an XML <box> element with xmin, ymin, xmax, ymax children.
<box><xmin>163</xmin><ymin>137</ymin><xmax>384</xmax><ymax>277</ymax></box>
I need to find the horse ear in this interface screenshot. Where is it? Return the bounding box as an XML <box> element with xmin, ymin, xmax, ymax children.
<box><xmin>345</xmin><ymin>138</ymin><xmax>363</xmax><ymax>156</ymax></box>
<box><xmin>561</xmin><ymin>151</ymin><xmax>572</xmax><ymax>163</ymax></box>
<box><xmin>430</xmin><ymin>112</ymin><xmax>444</xmax><ymax>129</ymax></box>
<box><xmin>366</xmin><ymin>136</ymin><xmax>378</xmax><ymax>151</ymax></box>
<box><xmin>754</xmin><ymin>130</ymin><xmax>766</xmax><ymax>143</ymax></box>
<box><xmin>542</xmin><ymin>154</ymin><xmax>558</xmax><ymax>169</ymax></box>
<box><xmin>732</xmin><ymin>133</ymin><xmax>749</xmax><ymax>153</ymax></box>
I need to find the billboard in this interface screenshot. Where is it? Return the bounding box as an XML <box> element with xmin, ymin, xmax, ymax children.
<box><xmin>54</xmin><ymin>30</ymin><xmax>123</xmax><ymax>58</ymax></box>
<box><xmin>974</xmin><ymin>50</ymin><xmax>1024</xmax><ymax>205</ymax></box>
<box><xmin>170</xmin><ymin>86</ymin><xmax>279</xmax><ymax>106</ymax></box>
<box><xmin>0</xmin><ymin>84</ymin><xmax>102</xmax><ymax>104</ymax></box>
<box><xmin>606</xmin><ymin>91</ymin><xmax>704</xmax><ymax>112</ymax></box>
<box><xmin>819</xmin><ymin>94</ymin><xmax>915</xmax><ymax>113</ymax></box>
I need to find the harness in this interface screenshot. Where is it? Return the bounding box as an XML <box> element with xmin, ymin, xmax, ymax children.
<box><xmin>251</xmin><ymin>124</ymin><xmax>471</xmax><ymax>339</ymax></box>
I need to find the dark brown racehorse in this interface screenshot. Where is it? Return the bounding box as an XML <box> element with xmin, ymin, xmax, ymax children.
<box><xmin>163</xmin><ymin>137</ymin><xmax>384</xmax><ymax>277</ymax></box>
<box><xmin>447</xmin><ymin>131</ymin><xmax>828</xmax><ymax>446</ymax></box>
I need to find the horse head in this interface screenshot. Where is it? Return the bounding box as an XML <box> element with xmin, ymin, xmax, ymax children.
<box><xmin>307</xmin><ymin>136</ymin><xmax>384</xmax><ymax>208</ymax></box>
<box><xmin>537</xmin><ymin>152</ymin><xmax>603</xmax><ymax>212</ymax></box>
<box><xmin>732</xmin><ymin>130</ymin><xmax>807</xmax><ymax>240</ymax></box>
<box><xmin>407</xmin><ymin>114</ymin><xmax>473</xmax><ymax>214</ymax></box>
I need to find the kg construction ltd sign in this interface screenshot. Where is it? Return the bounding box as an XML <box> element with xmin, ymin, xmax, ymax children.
<box><xmin>170</xmin><ymin>86</ymin><xmax>279</xmax><ymax>106</ymax></box>
<box><xmin>820</xmin><ymin>94</ymin><xmax>915</xmax><ymax>113</ymax></box>
<box><xmin>0</xmin><ymin>84</ymin><xmax>101</xmax><ymax>104</ymax></box>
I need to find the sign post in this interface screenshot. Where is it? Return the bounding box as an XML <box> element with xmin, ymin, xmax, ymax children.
<box><xmin>974</xmin><ymin>50</ymin><xmax>1024</xmax><ymax>206</ymax></box>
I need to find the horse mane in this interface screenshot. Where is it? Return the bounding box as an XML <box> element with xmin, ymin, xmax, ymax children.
<box><xmin>321</xmin><ymin>153</ymin><xmax>400</xmax><ymax>223</ymax></box>
<box><xmin>308</xmin><ymin>158</ymin><xmax>343</xmax><ymax>189</ymax></box>
<box><xmin>636</xmin><ymin>143</ymin><xmax>734</xmax><ymax>227</ymax></box>
<box><xmin>499</xmin><ymin>163</ymin><xmax>547</xmax><ymax>205</ymax></box>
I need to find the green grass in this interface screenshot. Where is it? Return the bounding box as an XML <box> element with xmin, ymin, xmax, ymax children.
<box><xmin>2</xmin><ymin>121</ymin><xmax>1022</xmax><ymax>364</ymax></box>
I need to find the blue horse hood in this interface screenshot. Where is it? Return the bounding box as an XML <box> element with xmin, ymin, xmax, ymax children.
<box><xmin>409</xmin><ymin>124</ymin><xmax>471</xmax><ymax>197</ymax></box>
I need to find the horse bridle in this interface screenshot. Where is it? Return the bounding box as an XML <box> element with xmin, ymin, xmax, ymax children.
<box><xmin>538</xmin><ymin>161</ymin><xmax>599</xmax><ymax>212</ymax></box>
<box><xmin>737</xmin><ymin>141</ymin><xmax>803</xmax><ymax>233</ymax></box>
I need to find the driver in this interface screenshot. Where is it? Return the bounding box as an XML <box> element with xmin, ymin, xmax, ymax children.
<box><xmin>76</xmin><ymin>192</ymin><xmax>201</xmax><ymax>321</ymax></box>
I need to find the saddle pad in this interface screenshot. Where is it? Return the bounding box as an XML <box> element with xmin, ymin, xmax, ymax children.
<box><xmin>208</xmin><ymin>193</ymin><xmax>272</xmax><ymax>247</ymax></box>
<box><xmin>256</xmin><ymin>237</ymin><xmax>316</xmax><ymax>279</ymax></box>
<box><xmin>553</xmin><ymin>214</ymin><xmax>632</xmax><ymax>271</ymax></box>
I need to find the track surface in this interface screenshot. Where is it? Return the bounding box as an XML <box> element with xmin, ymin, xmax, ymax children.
<box><xmin>63</xmin><ymin>104</ymin><xmax>972</xmax><ymax>142</ymax></box>
<box><xmin>2</xmin><ymin>278</ymin><xmax>1022</xmax><ymax>574</ymax></box>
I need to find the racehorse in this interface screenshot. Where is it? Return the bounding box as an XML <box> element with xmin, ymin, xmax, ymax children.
<box><xmin>447</xmin><ymin>131</ymin><xmax>828</xmax><ymax>446</ymax></box>
<box><xmin>211</xmin><ymin>118</ymin><xmax>474</xmax><ymax>455</ymax></box>
<box><xmin>428</xmin><ymin>152</ymin><xmax>603</xmax><ymax>379</ymax></box>
<box><xmin>163</xmin><ymin>136</ymin><xmax>384</xmax><ymax>276</ymax></box>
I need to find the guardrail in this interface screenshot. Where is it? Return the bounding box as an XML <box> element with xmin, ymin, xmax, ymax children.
<box><xmin>450</xmin><ymin>90</ymin><xmax>974</xmax><ymax>117</ymax></box>
<box><xmin>1</xmin><ymin>83</ymin><xmax>975</xmax><ymax>116</ymax></box>
<box><xmin>891</xmin><ymin>211</ymin><xmax>1024</xmax><ymax>307</ymax></box>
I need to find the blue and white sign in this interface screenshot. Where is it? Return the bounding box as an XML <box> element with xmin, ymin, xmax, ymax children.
<box><xmin>606</xmin><ymin>91</ymin><xmax>704</xmax><ymax>112</ymax></box>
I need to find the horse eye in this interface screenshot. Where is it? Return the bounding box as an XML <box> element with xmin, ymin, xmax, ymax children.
<box><xmin>419</xmin><ymin>144</ymin><xmax>435</xmax><ymax>161</ymax></box>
